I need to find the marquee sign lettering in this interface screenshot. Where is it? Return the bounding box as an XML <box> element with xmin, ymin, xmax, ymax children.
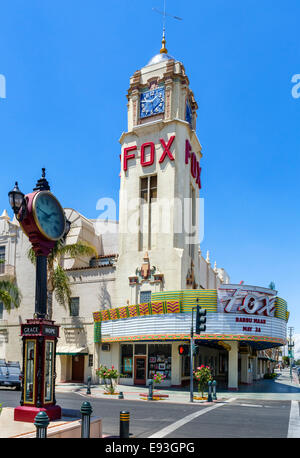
<box><xmin>122</xmin><ymin>136</ymin><xmax>202</xmax><ymax>189</ymax></box>
<box><xmin>235</xmin><ymin>317</ymin><xmax>266</xmax><ymax>333</ymax></box>
<box><xmin>218</xmin><ymin>285</ymin><xmax>277</xmax><ymax>317</ymax></box>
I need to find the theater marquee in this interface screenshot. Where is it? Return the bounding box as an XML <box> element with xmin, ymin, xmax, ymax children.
<box><xmin>218</xmin><ymin>284</ymin><xmax>277</xmax><ymax>317</ymax></box>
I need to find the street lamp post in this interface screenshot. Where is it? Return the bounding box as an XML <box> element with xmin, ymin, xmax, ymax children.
<box><xmin>288</xmin><ymin>327</ymin><xmax>294</xmax><ymax>382</ymax></box>
<box><xmin>190</xmin><ymin>308</ymin><xmax>195</xmax><ymax>403</ymax></box>
<box><xmin>9</xmin><ymin>169</ymin><xmax>70</xmax><ymax>423</ymax></box>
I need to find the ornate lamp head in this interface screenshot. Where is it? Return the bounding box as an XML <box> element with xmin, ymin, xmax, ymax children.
<box><xmin>8</xmin><ymin>181</ymin><xmax>25</xmax><ymax>218</ymax></box>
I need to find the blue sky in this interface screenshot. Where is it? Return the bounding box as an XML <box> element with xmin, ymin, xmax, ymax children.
<box><xmin>0</xmin><ymin>0</ymin><xmax>299</xmax><ymax>333</ymax></box>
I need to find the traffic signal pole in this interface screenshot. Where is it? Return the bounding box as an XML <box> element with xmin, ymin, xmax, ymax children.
<box><xmin>190</xmin><ymin>309</ymin><xmax>194</xmax><ymax>403</ymax></box>
<box><xmin>190</xmin><ymin>299</ymin><xmax>207</xmax><ymax>403</ymax></box>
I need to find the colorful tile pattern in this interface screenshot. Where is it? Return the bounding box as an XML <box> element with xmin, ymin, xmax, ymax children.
<box><xmin>149</xmin><ymin>301</ymin><xmax>164</xmax><ymax>315</ymax></box>
<box><xmin>128</xmin><ymin>305</ymin><xmax>139</xmax><ymax>318</ymax></box>
<box><xmin>139</xmin><ymin>303</ymin><xmax>150</xmax><ymax>316</ymax></box>
<box><xmin>119</xmin><ymin>307</ymin><xmax>129</xmax><ymax>319</ymax></box>
<box><xmin>94</xmin><ymin>322</ymin><xmax>101</xmax><ymax>342</ymax></box>
<box><xmin>166</xmin><ymin>301</ymin><xmax>180</xmax><ymax>314</ymax></box>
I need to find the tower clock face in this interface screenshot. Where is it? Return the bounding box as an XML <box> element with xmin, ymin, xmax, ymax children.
<box><xmin>140</xmin><ymin>87</ymin><xmax>165</xmax><ymax>119</ymax></box>
<box><xmin>32</xmin><ymin>191</ymin><xmax>66</xmax><ymax>241</ymax></box>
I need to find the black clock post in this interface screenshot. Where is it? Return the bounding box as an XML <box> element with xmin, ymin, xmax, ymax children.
<box><xmin>8</xmin><ymin>170</ymin><xmax>70</xmax><ymax>422</ymax></box>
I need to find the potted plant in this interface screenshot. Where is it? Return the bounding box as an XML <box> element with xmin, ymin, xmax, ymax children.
<box><xmin>96</xmin><ymin>364</ymin><xmax>121</xmax><ymax>394</ymax></box>
<box><xmin>151</xmin><ymin>372</ymin><xmax>167</xmax><ymax>399</ymax></box>
<box><xmin>152</xmin><ymin>372</ymin><xmax>166</xmax><ymax>388</ymax></box>
<box><xmin>193</xmin><ymin>365</ymin><xmax>213</xmax><ymax>399</ymax></box>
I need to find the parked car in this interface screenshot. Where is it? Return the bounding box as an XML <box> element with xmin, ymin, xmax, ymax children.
<box><xmin>0</xmin><ymin>359</ymin><xmax>21</xmax><ymax>390</ymax></box>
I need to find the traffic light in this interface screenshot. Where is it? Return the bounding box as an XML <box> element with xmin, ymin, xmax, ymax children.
<box><xmin>195</xmin><ymin>305</ymin><xmax>206</xmax><ymax>334</ymax></box>
<box><xmin>178</xmin><ymin>344</ymin><xmax>189</xmax><ymax>355</ymax></box>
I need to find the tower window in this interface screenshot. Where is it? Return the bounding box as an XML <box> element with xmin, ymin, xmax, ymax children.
<box><xmin>186</xmin><ymin>99</ymin><xmax>193</xmax><ymax>127</ymax></box>
<box><xmin>139</xmin><ymin>175</ymin><xmax>157</xmax><ymax>251</ymax></box>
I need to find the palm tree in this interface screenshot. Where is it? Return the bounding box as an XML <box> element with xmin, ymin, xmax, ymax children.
<box><xmin>28</xmin><ymin>240</ymin><xmax>97</xmax><ymax>318</ymax></box>
<box><xmin>0</xmin><ymin>260</ymin><xmax>21</xmax><ymax>312</ymax></box>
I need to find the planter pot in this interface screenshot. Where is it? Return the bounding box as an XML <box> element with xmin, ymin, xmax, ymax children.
<box><xmin>139</xmin><ymin>391</ymin><xmax>169</xmax><ymax>399</ymax></box>
<box><xmin>139</xmin><ymin>396</ymin><xmax>165</xmax><ymax>401</ymax></box>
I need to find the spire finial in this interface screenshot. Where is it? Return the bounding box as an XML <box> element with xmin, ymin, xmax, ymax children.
<box><xmin>160</xmin><ymin>28</ymin><xmax>168</xmax><ymax>54</ymax></box>
<box><xmin>160</xmin><ymin>0</ymin><xmax>167</xmax><ymax>54</ymax></box>
<box><xmin>152</xmin><ymin>2</ymin><xmax>182</xmax><ymax>56</ymax></box>
<box><xmin>33</xmin><ymin>167</ymin><xmax>50</xmax><ymax>192</ymax></box>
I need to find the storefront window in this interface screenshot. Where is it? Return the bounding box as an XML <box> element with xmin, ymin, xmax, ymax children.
<box><xmin>135</xmin><ymin>344</ymin><xmax>146</xmax><ymax>355</ymax></box>
<box><xmin>219</xmin><ymin>353</ymin><xmax>227</xmax><ymax>374</ymax></box>
<box><xmin>182</xmin><ymin>355</ymin><xmax>190</xmax><ymax>377</ymax></box>
<box><xmin>121</xmin><ymin>344</ymin><xmax>133</xmax><ymax>378</ymax></box>
<box><xmin>148</xmin><ymin>344</ymin><xmax>171</xmax><ymax>380</ymax></box>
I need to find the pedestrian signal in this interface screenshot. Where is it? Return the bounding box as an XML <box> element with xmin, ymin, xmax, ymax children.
<box><xmin>178</xmin><ymin>345</ymin><xmax>189</xmax><ymax>355</ymax></box>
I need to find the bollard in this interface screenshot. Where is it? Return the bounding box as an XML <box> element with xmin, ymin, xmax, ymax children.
<box><xmin>118</xmin><ymin>391</ymin><xmax>124</xmax><ymax>399</ymax></box>
<box><xmin>86</xmin><ymin>376</ymin><xmax>91</xmax><ymax>395</ymax></box>
<box><xmin>207</xmin><ymin>380</ymin><xmax>213</xmax><ymax>402</ymax></box>
<box><xmin>212</xmin><ymin>380</ymin><xmax>217</xmax><ymax>400</ymax></box>
<box><xmin>120</xmin><ymin>410</ymin><xmax>130</xmax><ymax>438</ymax></box>
<box><xmin>81</xmin><ymin>401</ymin><xmax>93</xmax><ymax>438</ymax></box>
<box><xmin>34</xmin><ymin>411</ymin><xmax>50</xmax><ymax>438</ymax></box>
<box><xmin>148</xmin><ymin>379</ymin><xmax>153</xmax><ymax>401</ymax></box>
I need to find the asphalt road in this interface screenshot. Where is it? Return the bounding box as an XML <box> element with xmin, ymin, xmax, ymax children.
<box><xmin>1</xmin><ymin>388</ymin><xmax>298</xmax><ymax>438</ymax></box>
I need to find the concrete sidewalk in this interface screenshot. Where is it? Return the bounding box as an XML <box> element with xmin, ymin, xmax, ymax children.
<box><xmin>0</xmin><ymin>407</ymin><xmax>82</xmax><ymax>438</ymax></box>
<box><xmin>55</xmin><ymin>368</ymin><xmax>300</xmax><ymax>403</ymax></box>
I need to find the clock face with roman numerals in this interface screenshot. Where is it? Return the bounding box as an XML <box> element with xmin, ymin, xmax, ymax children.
<box><xmin>33</xmin><ymin>191</ymin><xmax>66</xmax><ymax>241</ymax></box>
<box><xmin>140</xmin><ymin>87</ymin><xmax>165</xmax><ymax>119</ymax></box>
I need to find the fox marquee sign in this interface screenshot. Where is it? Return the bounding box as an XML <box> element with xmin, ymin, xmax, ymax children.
<box><xmin>218</xmin><ymin>284</ymin><xmax>277</xmax><ymax>317</ymax></box>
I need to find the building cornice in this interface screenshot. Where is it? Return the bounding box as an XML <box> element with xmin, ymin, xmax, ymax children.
<box><xmin>119</xmin><ymin>119</ymin><xmax>202</xmax><ymax>155</ymax></box>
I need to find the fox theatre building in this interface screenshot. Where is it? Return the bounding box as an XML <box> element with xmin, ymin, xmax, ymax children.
<box><xmin>92</xmin><ymin>38</ymin><xmax>289</xmax><ymax>390</ymax></box>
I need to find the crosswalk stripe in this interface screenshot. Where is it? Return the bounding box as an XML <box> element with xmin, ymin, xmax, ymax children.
<box><xmin>148</xmin><ymin>398</ymin><xmax>236</xmax><ymax>438</ymax></box>
<box><xmin>288</xmin><ymin>401</ymin><xmax>300</xmax><ymax>438</ymax></box>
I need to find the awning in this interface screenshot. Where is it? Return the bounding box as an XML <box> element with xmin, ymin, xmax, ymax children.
<box><xmin>56</xmin><ymin>345</ymin><xmax>88</xmax><ymax>356</ymax></box>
